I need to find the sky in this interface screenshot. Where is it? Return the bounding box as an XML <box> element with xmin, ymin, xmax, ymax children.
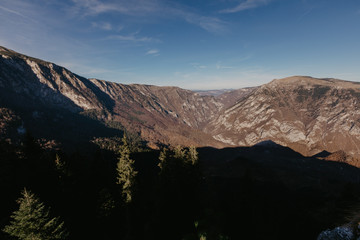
<box><xmin>0</xmin><ymin>0</ymin><xmax>359</xmax><ymax>90</ymax></box>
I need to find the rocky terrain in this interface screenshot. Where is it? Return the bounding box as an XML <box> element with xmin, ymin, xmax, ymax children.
<box><xmin>207</xmin><ymin>76</ymin><xmax>360</xmax><ymax>158</ymax></box>
<box><xmin>1</xmin><ymin>46</ymin><xmax>360</xmax><ymax>160</ymax></box>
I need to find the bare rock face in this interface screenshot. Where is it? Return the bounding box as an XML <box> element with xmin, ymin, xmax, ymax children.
<box><xmin>0</xmin><ymin>46</ymin><xmax>227</xmax><ymax>148</ymax></box>
<box><xmin>0</xmin><ymin>46</ymin><xmax>107</xmax><ymax>112</ymax></box>
<box><xmin>2</xmin><ymin>46</ymin><xmax>360</xmax><ymax>158</ymax></box>
<box><xmin>207</xmin><ymin>76</ymin><xmax>360</xmax><ymax>157</ymax></box>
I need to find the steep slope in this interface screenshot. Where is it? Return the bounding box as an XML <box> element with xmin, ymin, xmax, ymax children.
<box><xmin>0</xmin><ymin>46</ymin><xmax>228</xmax><ymax>148</ymax></box>
<box><xmin>2</xmin><ymin>46</ymin><xmax>360</xmax><ymax>158</ymax></box>
<box><xmin>87</xmin><ymin>79</ymin><xmax>228</xmax><ymax>147</ymax></box>
<box><xmin>0</xmin><ymin>46</ymin><xmax>111</xmax><ymax>112</ymax></box>
<box><xmin>207</xmin><ymin>76</ymin><xmax>360</xmax><ymax>156</ymax></box>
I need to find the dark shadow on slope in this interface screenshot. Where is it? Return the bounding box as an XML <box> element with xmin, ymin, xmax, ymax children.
<box><xmin>196</xmin><ymin>144</ymin><xmax>360</xmax><ymax>240</ymax></box>
<box><xmin>312</xmin><ymin>150</ymin><xmax>332</xmax><ymax>158</ymax></box>
<box><xmin>0</xmin><ymin>88</ymin><xmax>123</xmax><ymax>152</ymax></box>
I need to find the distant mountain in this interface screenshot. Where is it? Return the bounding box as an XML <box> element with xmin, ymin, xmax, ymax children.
<box><xmin>207</xmin><ymin>76</ymin><xmax>360</xmax><ymax>158</ymax></box>
<box><xmin>194</xmin><ymin>89</ymin><xmax>234</xmax><ymax>96</ymax></box>
<box><xmin>1</xmin><ymin>46</ymin><xmax>360</xmax><ymax>160</ymax></box>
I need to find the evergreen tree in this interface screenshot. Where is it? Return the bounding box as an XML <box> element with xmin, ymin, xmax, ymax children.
<box><xmin>116</xmin><ymin>134</ymin><xmax>138</xmax><ymax>203</ymax></box>
<box><xmin>187</xmin><ymin>146</ymin><xmax>199</xmax><ymax>166</ymax></box>
<box><xmin>156</xmin><ymin>146</ymin><xmax>201</xmax><ymax>238</ymax></box>
<box><xmin>3</xmin><ymin>189</ymin><xmax>68</xmax><ymax>240</ymax></box>
<box><xmin>158</xmin><ymin>147</ymin><xmax>169</xmax><ymax>171</ymax></box>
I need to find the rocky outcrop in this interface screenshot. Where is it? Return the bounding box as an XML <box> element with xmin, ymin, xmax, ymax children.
<box><xmin>207</xmin><ymin>76</ymin><xmax>360</xmax><ymax>157</ymax></box>
<box><xmin>2</xmin><ymin>46</ymin><xmax>360</xmax><ymax>157</ymax></box>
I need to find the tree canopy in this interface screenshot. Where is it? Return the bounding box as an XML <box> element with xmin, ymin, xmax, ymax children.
<box><xmin>3</xmin><ymin>188</ymin><xmax>68</xmax><ymax>240</ymax></box>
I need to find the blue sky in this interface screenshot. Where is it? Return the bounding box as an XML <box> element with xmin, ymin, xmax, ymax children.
<box><xmin>0</xmin><ymin>0</ymin><xmax>359</xmax><ymax>89</ymax></box>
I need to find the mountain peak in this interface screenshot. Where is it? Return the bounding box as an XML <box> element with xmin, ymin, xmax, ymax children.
<box><xmin>2</xmin><ymin>46</ymin><xmax>360</xmax><ymax>160</ymax></box>
<box><xmin>269</xmin><ymin>76</ymin><xmax>360</xmax><ymax>89</ymax></box>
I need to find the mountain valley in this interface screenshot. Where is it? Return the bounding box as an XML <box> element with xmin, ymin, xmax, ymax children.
<box><xmin>1</xmin><ymin>46</ymin><xmax>360</xmax><ymax>161</ymax></box>
<box><xmin>2</xmin><ymin>46</ymin><xmax>360</xmax><ymax>239</ymax></box>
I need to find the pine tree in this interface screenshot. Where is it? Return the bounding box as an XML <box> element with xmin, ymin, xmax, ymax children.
<box><xmin>156</xmin><ymin>146</ymin><xmax>201</xmax><ymax>239</ymax></box>
<box><xmin>3</xmin><ymin>189</ymin><xmax>68</xmax><ymax>240</ymax></box>
<box><xmin>158</xmin><ymin>147</ymin><xmax>169</xmax><ymax>170</ymax></box>
<box><xmin>187</xmin><ymin>146</ymin><xmax>199</xmax><ymax>166</ymax></box>
<box><xmin>116</xmin><ymin>134</ymin><xmax>138</xmax><ymax>203</ymax></box>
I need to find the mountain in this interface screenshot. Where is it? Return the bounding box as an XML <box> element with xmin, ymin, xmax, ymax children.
<box><xmin>0</xmin><ymin>46</ymin><xmax>230</xmax><ymax>148</ymax></box>
<box><xmin>1</xmin><ymin>46</ymin><xmax>360</xmax><ymax>159</ymax></box>
<box><xmin>207</xmin><ymin>76</ymin><xmax>360</xmax><ymax>158</ymax></box>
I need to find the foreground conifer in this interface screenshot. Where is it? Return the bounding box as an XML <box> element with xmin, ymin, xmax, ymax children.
<box><xmin>3</xmin><ymin>189</ymin><xmax>68</xmax><ymax>240</ymax></box>
<box><xmin>116</xmin><ymin>135</ymin><xmax>138</xmax><ymax>203</ymax></box>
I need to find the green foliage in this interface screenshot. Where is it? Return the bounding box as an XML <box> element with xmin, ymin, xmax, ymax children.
<box><xmin>116</xmin><ymin>134</ymin><xmax>138</xmax><ymax>203</ymax></box>
<box><xmin>92</xmin><ymin>132</ymin><xmax>145</xmax><ymax>153</ymax></box>
<box><xmin>187</xmin><ymin>146</ymin><xmax>199</xmax><ymax>166</ymax></box>
<box><xmin>158</xmin><ymin>145</ymin><xmax>199</xmax><ymax>172</ymax></box>
<box><xmin>3</xmin><ymin>189</ymin><xmax>68</xmax><ymax>240</ymax></box>
<box><xmin>157</xmin><ymin>146</ymin><xmax>201</xmax><ymax>238</ymax></box>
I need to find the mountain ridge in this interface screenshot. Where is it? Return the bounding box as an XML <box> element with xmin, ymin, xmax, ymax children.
<box><xmin>1</xmin><ymin>46</ymin><xmax>360</xmax><ymax>161</ymax></box>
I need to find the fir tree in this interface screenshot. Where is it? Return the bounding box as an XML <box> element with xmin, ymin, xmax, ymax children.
<box><xmin>186</xmin><ymin>146</ymin><xmax>199</xmax><ymax>166</ymax></box>
<box><xmin>116</xmin><ymin>134</ymin><xmax>138</xmax><ymax>203</ymax></box>
<box><xmin>158</xmin><ymin>147</ymin><xmax>169</xmax><ymax>170</ymax></box>
<box><xmin>3</xmin><ymin>189</ymin><xmax>68</xmax><ymax>240</ymax></box>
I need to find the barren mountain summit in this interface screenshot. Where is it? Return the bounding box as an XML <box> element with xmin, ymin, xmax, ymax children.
<box><xmin>270</xmin><ymin>75</ymin><xmax>360</xmax><ymax>89</ymax></box>
<box><xmin>1</xmin><ymin>46</ymin><xmax>360</xmax><ymax>159</ymax></box>
<box><xmin>208</xmin><ymin>75</ymin><xmax>360</xmax><ymax>157</ymax></box>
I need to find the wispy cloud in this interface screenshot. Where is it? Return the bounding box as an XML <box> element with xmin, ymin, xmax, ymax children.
<box><xmin>191</xmin><ymin>63</ymin><xmax>207</xmax><ymax>70</ymax></box>
<box><xmin>216</xmin><ymin>62</ymin><xmax>233</xmax><ymax>70</ymax></box>
<box><xmin>182</xmin><ymin>13</ymin><xmax>227</xmax><ymax>34</ymax></box>
<box><xmin>107</xmin><ymin>33</ymin><xmax>160</xmax><ymax>43</ymax></box>
<box><xmin>69</xmin><ymin>0</ymin><xmax>227</xmax><ymax>34</ymax></box>
<box><xmin>297</xmin><ymin>7</ymin><xmax>314</xmax><ymax>22</ymax></box>
<box><xmin>0</xmin><ymin>4</ymin><xmax>37</xmax><ymax>22</ymax></box>
<box><xmin>0</xmin><ymin>5</ymin><xmax>24</xmax><ymax>16</ymax></box>
<box><xmin>70</xmin><ymin>0</ymin><xmax>160</xmax><ymax>16</ymax></box>
<box><xmin>220</xmin><ymin>0</ymin><xmax>271</xmax><ymax>13</ymax></box>
<box><xmin>146</xmin><ymin>49</ymin><xmax>160</xmax><ymax>56</ymax></box>
<box><xmin>91</xmin><ymin>21</ymin><xmax>113</xmax><ymax>30</ymax></box>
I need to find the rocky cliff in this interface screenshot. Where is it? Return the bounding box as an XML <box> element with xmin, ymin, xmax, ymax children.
<box><xmin>207</xmin><ymin>76</ymin><xmax>360</xmax><ymax>157</ymax></box>
<box><xmin>1</xmin><ymin>46</ymin><xmax>360</xmax><ymax>158</ymax></box>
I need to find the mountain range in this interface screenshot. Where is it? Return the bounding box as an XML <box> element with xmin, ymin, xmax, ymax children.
<box><xmin>1</xmin><ymin>46</ymin><xmax>360</xmax><ymax>161</ymax></box>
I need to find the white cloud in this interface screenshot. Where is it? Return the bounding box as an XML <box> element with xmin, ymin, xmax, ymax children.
<box><xmin>91</xmin><ymin>21</ymin><xmax>112</xmax><ymax>30</ymax></box>
<box><xmin>216</xmin><ymin>62</ymin><xmax>233</xmax><ymax>70</ymax></box>
<box><xmin>107</xmin><ymin>34</ymin><xmax>160</xmax><ymax>43</ymax></box>
<box><xmin>221</xmin><ymin>0</ymin><xmax>271</xmax><ymax>13</ymax></box>
<box><xmin>146</xmin><ymin>49</ymin><xmax>159</xmax><ymax>55</ymax></box>
<box><xmin>69</xmin><ymin>0</ymin><xmax>227</xmax><ymax>34</ymax></box>
<box><xmin>191</xmin><ymin>63</ymin><xmax>207</xmax><ymax>70</ymax></box>
<box><xmin>70</xmin><ymin>0</ymin><xmax>160</xmax><ymax>16</ymax></box>
<box><xmin>0</xmin><ymin>5</ymin><xmax>24</xmax><ymax>17</ymax></box>
<box><xmin>175</xmin><ymin>10</ymin><xmax>227</xmax><ymax>34</ymax></box>
<box><xmin>0</xmin><ymin>4</ymin><xmax>37</xmax><ymax>22</ymax></box>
